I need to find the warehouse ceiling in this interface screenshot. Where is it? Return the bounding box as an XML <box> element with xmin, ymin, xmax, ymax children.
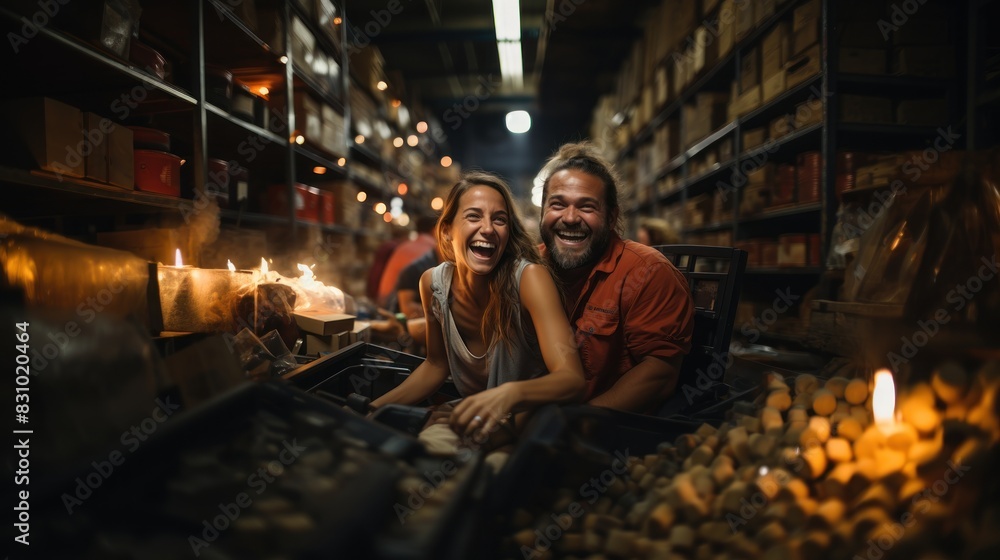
<box><xmin>344</xmin><ymin>0</ymin><xmax>660</xmax><ymax>197</ymax></box>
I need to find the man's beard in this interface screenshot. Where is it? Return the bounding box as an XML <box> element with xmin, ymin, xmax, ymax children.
<box><xmin>542</xmin><ymin>222</ymin><xmax>613</xmax><ymax>272</ymax></box>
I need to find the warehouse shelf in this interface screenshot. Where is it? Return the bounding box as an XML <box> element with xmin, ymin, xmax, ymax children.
<box><xmin>208</xmin><ymin>0</ymin><xmax>274</xmax><ymax>53</ymax></box>
<box><xmin>683</xmin><ymin>160</ymin><xmax>736</xmax><ymax>199</ymax></box>
<box><xmin>293</xmin><ymin>66</ymin><xmax>346</xmax><ymax>112</ymax></box>
<box><xmin>739</xmin><ymin>123</ymin><xmax>823</xmax><ymax>161</ymax></box>
<box><xmin>739</xmin><ymin>202</ymin><xmax>822</xmax><ymax>224</ymax></box>
<box><xmin>219</xmin><ymin>208</ymin><xmax>296</xmax><ymax>226</ymax></box>
<box><xmin>0</xmin><ymin>165</ymin><xmax>185</xmax><ymax>214</ymax></box>
<box><xmin>836</xmin><ymin>73</ymin><xmax>952</xmax><ymax>96</ymax></box>
<box><xmin>294</xmin><ymin>144</ymin><xmax>349</xmax><ymax>175</ymax></box>
<box><xmin>685</xmin><ymin>121</ymin><xmax>738</xmax><ymax>160</ymax></box>
<box><xmin>347</xmin><ymin>168</ymin><xmax>390</xmax><ymax>196</ymax></box>
<box><xmin>206</xmin><ymin>103</ymin><xmax>288</xmax><ymax>146</ymax></box>
<box><xmin>745</xmin><ymin>266</ymin><xmax>824</xmax><ymax>275</ymax></box>
<box><xmin>652</xmin><ymin>154</ymin><xmax>688</xmax><ymax>182</ymax></box>
<box><xmin>0</xmin><ymin>7</ymin><xmax>197</xmax><ymax>106</ymax></box>
<box><xmin>289</xmin><ymin>0</ymin><xmax>344</xmax><ymax>62</ymax></box>
<box><xmin>684</xmin><ymin>221</ymin><xmax>733</xmax><ymax>235</ymax></box>
<box><xmin>739</xmin><ymin>74</ymin><xmax>824</xmax><ymax>129</ymax></box>
<box><xmin>837</xmin><ymin>123</ymin><xmax>941</xmax><ymax>137</ymax></box>
<box><xmin>680</xmin><ymin>50</ymin><xmax>737</xmax><ymax>103</ymax></box>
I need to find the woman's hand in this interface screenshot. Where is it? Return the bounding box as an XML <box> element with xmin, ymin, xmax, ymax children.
<box><xmin>423</xmin><ymin>402</ymin><xmax>455</xmax><ymax>428</ymax></box>
<box><xmin>450</xmin><ymin>384</ymin><xmax>520</xmax><ymax>441</ymax></box>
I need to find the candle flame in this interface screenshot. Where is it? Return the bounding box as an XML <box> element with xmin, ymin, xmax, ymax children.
<box><xmin>296</xmin><ymin>263</ymin><xmax>315</xmax><ymax>281</ymax></box>
<box><xmin>872</xmin><ymin>369</ymin><xmax>896</xmax><ymax>426</ymax></box>
<box><xmin>260</xmin><ymin>258</ymin><xmax>269</xmax><ymax>275</ymax></box>
<box><xmin>227</xmin><ymin>259</ymin><xmax>236</xmax><ymax>272</ymax></box>
<box><xmin>175</xmin><ymin>249</ymin><xmax>183</xmax><ymax>267</ymax></box>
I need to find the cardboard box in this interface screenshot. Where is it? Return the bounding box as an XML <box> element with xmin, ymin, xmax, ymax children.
<box><xmin>794</xmin><ymin>98</ymin><xmax>824</xmax><ymax>128</ymax></box>
<box><xmin>839</xmin><ymin>95</ymin><xmax>893</xmax><ymax>124</ymax></box>
<box><xmin>761</xmin><ymin>22</ymin><xmax>789</xmax><ymax>78</ymax></box>
<box><xmin>892</xmin><ymin>46</ymin><xmax>955</xmax><ymax>78</ymax></box>
<box><xmin>321</xmin><ymin>105</ymin><xmax>346</xmax><ymax>157</ymax></box>
<box><xmin>791</xmin><ymin>23</ymin><xmax>818</xmax><ymax>56</ymax></box>
<box><xmin>793</xmin><ymin>0</ymin><xmax>820</xmax><ymax>31</ymax></box>
<box><xmin>718</xmin><ymin>0</ymin><xmax>735</xmax><ymax>58</ymax></box>
<box><xmin>271</xmin><ymin>91</ymin><xmax>322</xmax><ymax>142</ymax></box>
<box><xmin>762</xmin><ymin>70</ymin><xmax>787</xmax><ymax>102</ymax></box>
<box><xmin>740</xmin><ymin>46</ymin><xmax>760</xmax><ymax>93</ymax></box>
<box><xmin>107</xmin><ymin>120</ymin><xmax>134</xmax><ymax>189</ymax></box>
<box><xmin>896</xmin><ymin>99</ymin><xmax>949</xmax><ymax>126</ymax></box>
<box><xmin>742</xmin><ymin>127</ymin><xmax>767</xmax><ymax>151</ymax></box>
<box><xmin>305</xmin><ymin>331</ymin><xmax>351</xmax><ymax>354</ymax></box>
<box><xmin>785</xmin><ymin>45</ymin><xmax>821</xmax><ymax>90</ymax></box>
<box><xmin>839</xmin><ymin>47</ymin><xmax>886</xmax><ymax>75</ymax></box>
<box><xmin>770</xmin><ymin>114</ymin><xmax>794</xmax><ymax>140</ymax></box>
<box><xmin>778</xmin><ymin>234</ymin><xmax>808</xmax><ymax>267</ymax></box>
<box><xmin>655</xmin><ymin>64</ymin><xmax>670</xmax><ymax>107</ymax></box>
<box><xmin>735</xmin><ymin>0</ymin><xmax>755</xmax><ymax>40</ymax></box>
<box><xmin>740</xmin><ymin>184</ymin><xmax>770</xmax><ymax>217</ymax></box>
<box><xmin>728</xmin><ymin>84</ymin><xmax>761</xmax><ymax>120</ymax></box>
<box><xmin>1</xmin><ymin>97</ymin><xmax>84</xmax><ymax>178</ymax></box>
<box><xmin>293</xmin><ymin>311</ymin><xmax>355</xmax><ymax>336</ymax></box>
<box><xmin>748</xmin><ymin>163</ymin><xmax>775</xmax><ymax>186</ymax></box>
<box><xmin>692</xmin><ymin>26</ymin><xmax>719</xmax><ymax>74</ymax></box>
<box><xmin>83</xmin><ymin>113</ymin><xmax>109</xmax><ymax>183</ymax></box>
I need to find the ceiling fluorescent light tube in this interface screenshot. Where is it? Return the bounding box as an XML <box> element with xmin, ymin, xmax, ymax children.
<box><xmin>492</xmin><ymin>0</ymin><xmax>521</xmax><ymax>41</ymax></box>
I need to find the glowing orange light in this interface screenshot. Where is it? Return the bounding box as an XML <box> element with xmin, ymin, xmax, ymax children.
<box><xmin>313</xmin><ymin>166</ymin><xmax>327</xmax><ymax>174</ymax></box>
<box><xmin>376</xmin><ymin>81</ymin><xmax>388</xmax><ymax>91</ymax></box>
<box><xmin>397</xmin><ymin>183</ymin><xmax>408</xmax><ymax>195</ymax></box>
<box><xmin>440</xmin><ymin>156</ymin><xmax>453</xmax><ymax>167</ymax></box>
<box><xmin>258</xmin><ymin>86</ymin><xmax>269</xmax><ymax>96</ymax></box>
<box><xmin>873</xmin><ymin>369</ymin><xmax>896</xmax><ymax>427</ymax></box>
<box><xmin>383</xmin><ymin>212</ymin><xmax>393</xmax><ymax>223</ymax></box>
<box><xmin>175</xmin><ymin>249</ymin><xmax>183</xmax><ymax>267</ymax></box>
<box><xmin>355</xmin><ymin>135</ymin><xmax>365</xmax><ymax>144</ymax></box>
<box><xmin>431</xmin><ymin>197</ymin><xmax>444</xmax><ymax>211</ymax></box>
<box><xmin>227</xmin><ymin>259</ymin><xmax>236</xmax><ymax>272</ymax></box>
<box><xmin>416</xmin><ymin>121</ymin><xmax>428</xmax><ymax>133</ymax></box>
<box><xmin>333</xmin><ymin>17</ymin><xmax>342</xmax><ymax>25</ymax></box>
<box><xmin>391</xmin><ymin>99</ymin><xmax>401</xmax><ymax>108</ymax></box>
<box><xmin>337</xmin><ymin>157</ymin><xmax>346</xmax><ymax>166</ymax></box>
<box><xmin>357</xmin><ymin>191</ymin><xmax>367</xmax><ymax>202</ymax></box>
<box><xmin>374</xmin><ymin>202</ymin><xmax>387</xmax><ymax>214</ymax></box>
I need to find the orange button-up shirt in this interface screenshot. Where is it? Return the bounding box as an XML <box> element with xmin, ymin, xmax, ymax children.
<box><xmin>543</xmin><ymin>235</ymin><xmax>694</xmax><ymax>401</ymax></box>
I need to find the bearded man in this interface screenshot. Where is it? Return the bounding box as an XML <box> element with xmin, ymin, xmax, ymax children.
<box><xmin>538</xmin><ymin>142</ymin><xmax>695</xmax><ymax>413</ymax></box>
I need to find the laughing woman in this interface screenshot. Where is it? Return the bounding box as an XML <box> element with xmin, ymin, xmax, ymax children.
<box><xmin>371</xmin><ymin>172</ymin><xmax>586</xmax><ymax>441</ymax></box>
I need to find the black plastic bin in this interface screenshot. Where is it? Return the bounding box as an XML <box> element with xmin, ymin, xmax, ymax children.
<box><xmin>32</xmin><ymin>381</ymin><xmax>484</xmax><ymax>560</ymax></box>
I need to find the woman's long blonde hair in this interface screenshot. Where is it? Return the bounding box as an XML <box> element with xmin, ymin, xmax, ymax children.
<box><xmin>436</xmin><ymin>171</ymin><xmax>543</xmax><ymax>353</ymax></box>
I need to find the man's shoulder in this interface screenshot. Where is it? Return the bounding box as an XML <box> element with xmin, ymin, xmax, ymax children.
<box><xmin>619</xmin><ymin>239</ymin><xmax>672</xmax><ymax>266</ymax></box>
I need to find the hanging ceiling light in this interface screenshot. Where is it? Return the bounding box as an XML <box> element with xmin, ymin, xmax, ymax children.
<box><xmin>506</xmin><ymin>110</ymin><xmax>531</xmax><ymax>133</ymax></box>
<box><xmin>492</xmin><ymin>0</ymin><xmax>523</xmax><ymax>89</ymax></box>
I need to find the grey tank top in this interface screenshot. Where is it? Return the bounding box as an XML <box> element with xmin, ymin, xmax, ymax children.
<box><xmin>430</xmin><ymin>259</ymin><xmax>547</xmax><ymax>397</ymax></box>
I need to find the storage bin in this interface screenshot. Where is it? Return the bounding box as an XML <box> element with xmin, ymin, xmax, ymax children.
<box><xmin>133</xmin><ymin>149</ymin><xmax>181</xmax><ymax>196</ymax></box>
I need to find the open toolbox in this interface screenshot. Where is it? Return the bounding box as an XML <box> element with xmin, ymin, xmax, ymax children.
<box><xmin>33</xmin><ymin>380</ymin><xmax>486</xmax><ymax>560</ymax></box>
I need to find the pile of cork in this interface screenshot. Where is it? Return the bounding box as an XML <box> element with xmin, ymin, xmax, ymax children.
<box><xmin>505</xmin><ymin>361</ymin><xmax>1000</xmax><ymax>560</ymax></box>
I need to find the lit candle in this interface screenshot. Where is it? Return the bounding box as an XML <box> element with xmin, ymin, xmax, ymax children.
<box><xmin>872</xmin><ymin>369</ymin><xmax>896</xmax><ymax>430</ymax></box>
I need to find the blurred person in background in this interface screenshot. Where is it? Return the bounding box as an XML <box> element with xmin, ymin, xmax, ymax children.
<box><xmin>376</xmin><ymin>215</ymin><xmax>437</xmax><ymax>309</ymax></box>
<box><xmin>636</xmin><ymin>216</ymin><xmax>680</xmax><ymax>246</ymax></box>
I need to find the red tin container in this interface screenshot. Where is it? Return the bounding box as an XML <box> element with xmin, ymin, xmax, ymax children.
<box><xmin>134</xmin><ymin>150</ymin><xmax>181</xmax><ymax>196</ymax></box>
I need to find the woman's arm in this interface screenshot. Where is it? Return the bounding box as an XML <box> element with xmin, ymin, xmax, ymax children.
<box><xmin>372</xmin><ymin>270</ymin><xmax>450</xmax><ymax>407</ymax></box>
<box><xmin>452</xmin><ymin>264</ymin><xmax>586</xmax><ymax>436</ymax></box>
